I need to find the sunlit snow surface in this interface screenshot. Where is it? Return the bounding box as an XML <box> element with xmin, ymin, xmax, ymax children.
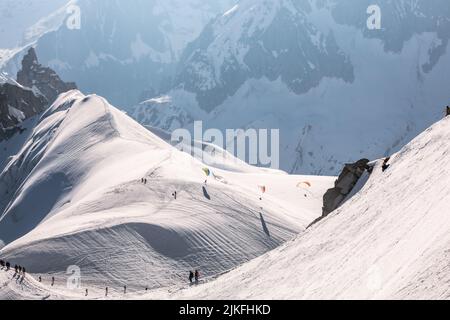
<box><xmin>0</xmin><ymin>91</ymin><xmax>334</xmax><ymax>299</ymax></box>
<box><xmin>1</xmin><ymin>93</ymin><xmax>449</xmax><ymax>300</ymax></box>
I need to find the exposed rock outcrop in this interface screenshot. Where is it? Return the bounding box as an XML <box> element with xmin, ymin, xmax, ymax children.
<box><xmin>17</xmin><ymin>48</ymin><xmax>77</xmax><ymax>104</ymax></box>
<box><xmin>306</xmin><ymin>158</ymin><xmax>372</xmax><ymax>229</ymax></box>
<box><xmin>0</xmin><ymin>83</ymin><xmax>47</xmax><ymax>140</ymax></box>
<box><xmin>322</xmin><ymin>159</ymin><xmax>371</xmax><ymax>217</ymax></box>
<box><xmin>1</xmin><ymin>48</ymin><xmax>77</xmax><ymax>142</ymax></box>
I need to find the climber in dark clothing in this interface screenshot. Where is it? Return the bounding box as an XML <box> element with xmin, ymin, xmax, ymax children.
<box><xmin>194</xmin><ymin>270</ymin><xmax>200</xmax><ymax>283</ymax></box>
<box><xmin>382</xmin><ymin>157</ymin><xmax>390</xmax><ymax>172</ymax></box>
<box><xmin>189</xmin><ymin>271</ymin><xmax>194</xmax><ymax>284</ymax></box>
<box><xmin>446</xmin><ymin>106</ymin><xmax>450</xmax><ymax>117</ymax></box>
<box><xmin>14</xmin><ymin>265</ymin><xmax>18</xmax><ymax>273</ymax></box>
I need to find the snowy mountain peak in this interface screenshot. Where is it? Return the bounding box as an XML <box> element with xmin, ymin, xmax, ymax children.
<box><xmin>0</xmin><ymin>90</ymin><xmax>334</xmax><ymax>291</ymax></box>
<box><xmin>17</xmin><ymin>48</ymin><xmax>77</xmax><ymax>103</ymax></box>
<box><xmin>176</xmin><ymin>0</ymin><xmax>352</xmax><ymax>112</ymax></box>
<box><xmin>1</xmin><ymin>46</ymin><xmax>77</xmax><ymax>145</ymax></box>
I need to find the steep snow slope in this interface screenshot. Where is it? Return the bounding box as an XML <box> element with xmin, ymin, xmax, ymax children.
<box><xmin>0</xmin><ymin>90</ymin><xmax>333</xmax><ymax>292</ymax></box>
<box><xmin>162</xmin><ymin>116</ymin><xmax>450</xmax><ymax>300</ymax></box>
<box><xmin>1</xmin><ymin>115</ymin><xmax>448</xmax><ymax>300</ymax></box>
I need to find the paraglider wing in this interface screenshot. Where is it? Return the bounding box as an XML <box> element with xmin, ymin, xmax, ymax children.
<box><xmin>258</xmin><ymin>185</ymin><xmax>267</xmax><ymax>193</ymax></box>
<box><xmin>202</xmin><ymin>168</ymin><xmax>211</xmax><ymax>177</ymax></box>
<box><xmin>297</xmin><ymin>181</ymin><xmax>312</xmax><ymax>188</ymax></box>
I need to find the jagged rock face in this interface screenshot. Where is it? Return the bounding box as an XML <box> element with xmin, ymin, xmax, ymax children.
<box><xmin>176</xmin><ymin>0</ymin><xmax>354</xmax><ymax>112</ymax></box>
<box><xmin>322</xmin><ymin>159</ymin><xmax>370</xmax><ymax>216</ymax></box>
<box><xmin>17</xmin><ymin>48</ymin><xmax>77</xmax><ymax>104</ymax></box>
<box><xmin>1</xmin><ymin>48</ymin><xmax>76</xmax><ymax>142</ymax></box>
<box><xmin>0</xmin><ymin>83</ymin><xmax>47</xmax><ymax>141</ymax></box>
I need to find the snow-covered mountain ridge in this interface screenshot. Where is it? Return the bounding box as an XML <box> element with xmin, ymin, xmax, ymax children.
<box><xmin>0</xmin><ymin>90</ymin><xmax>333</xmax><ymax>291</ymax></box>
<box><xmin>0</xmin><ymin>0</ymin><xmax>448</xmax><ymax>301</ymax></box>
<box><xmin>1</xmin><ymin>110</ymin><xmax>449</xmax><ymax>300</ymax></box>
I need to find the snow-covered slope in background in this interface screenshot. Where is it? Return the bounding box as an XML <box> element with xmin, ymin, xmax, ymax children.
<box><xmin>0</xmin><ymin>90</ymin><xmax>333</xmax><ymax>291</ymax></box>
<box><xmin>0</xmin><ymin>0</ymin><xmax>70</xmax><ymax>49</ymax></box>
<box><xmin>3</xmin><ymin>0</ymin><xmax>448</xmax><ymax>177</ymax></box>
<box><xmin>12</xmin><ymin>0</ymin><xmax>236</xmax><ymax>107</ymax></box>
<box><xmin>130</xmin><ymin>0</ymin><xmax>450</xmax><ymax>175</ymax></box>
<box><xmin>0</xmin><ymin>0</ymin><xmax>71</xmax><ymax>76</ymax></box>
<box><xmin>164</xmin><ymin>115</ymin><xmax>450</xmax><ymax>300</ymax></box>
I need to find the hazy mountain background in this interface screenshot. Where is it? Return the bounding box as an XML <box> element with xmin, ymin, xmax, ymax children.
<box><xmin>1</xmin><ymin>0</ymin><xmax>450</xmax><ymax>175</ymax></box>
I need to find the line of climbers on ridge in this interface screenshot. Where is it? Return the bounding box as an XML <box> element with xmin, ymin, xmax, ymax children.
<box><xmin>3</xmin><ymin>257</ymin><xmax>203</xmax><ymax>297</ymax></box>
<box><xmin>0</xmin><ymin>260</ymin><xmax>27</xmax><ymax>284</ymax></box>
<box><xmin>189</xmin><ymin>270</ymin><xmax>201</xmax><ymax>285</ymax></box>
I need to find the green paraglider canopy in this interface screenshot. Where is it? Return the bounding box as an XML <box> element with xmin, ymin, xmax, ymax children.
<box><xmin>202</xmin><ymin>168</ymin><xmax>211</xmax><ymax>177</ymax></box>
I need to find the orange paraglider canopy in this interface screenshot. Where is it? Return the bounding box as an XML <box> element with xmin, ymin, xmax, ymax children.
<box><xmin>297</xmin><ymin>181</ymin><xmax>311</xmax><ymax>188</ymax></box>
